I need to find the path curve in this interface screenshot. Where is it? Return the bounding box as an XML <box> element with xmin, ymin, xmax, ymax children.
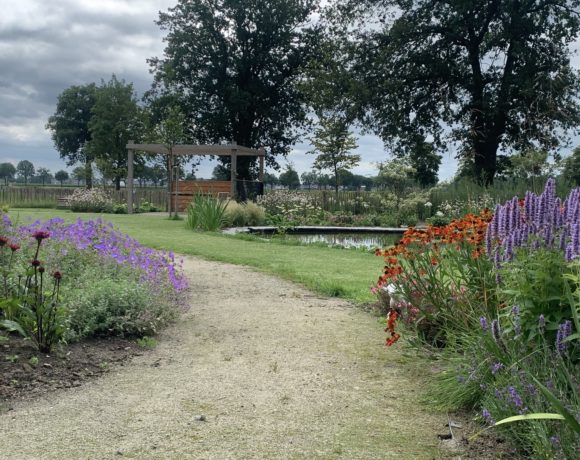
<box><xmin>1</xmin><ymin>257</ymin><xmax>446</xmax><ymax>459</ymax></box>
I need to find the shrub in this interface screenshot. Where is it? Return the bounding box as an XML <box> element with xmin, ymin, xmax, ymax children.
<box><xmin>69</xmin><ymin>188</ymin><xmax>114</xmax><ymax>213</ymax></box>
<box><xmin>186</xmin><ymin>193</ymin><xmax>229</xmax><ymax>231</ymax></box>
<box><xmin>64</xmin><ymin>275</ymin><xmax>176</xmax><ymax>340</ymax></box>
<box><xmin>224</xmin><ymin>201</ymin><xmax>247</xmax><ymax>226</ymax></box>
<box><xmin>244</xmin><ymin>201</ymin><xmax>266</xmax><ymax>225</ymax></box>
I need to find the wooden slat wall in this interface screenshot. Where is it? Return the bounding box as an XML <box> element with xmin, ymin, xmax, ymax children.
<box><xmin>170</xmin><ymin>181</ymin><xmax>231</xmax><ymax>212</ymax></box>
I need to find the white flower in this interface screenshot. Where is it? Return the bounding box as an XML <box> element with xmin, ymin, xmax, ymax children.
<box><xmin>424</xmin><ymin>201</ymin><xmax>432</xmax><ymax>207</ymax></box>
<box><xmin>436</xmin><ymin>211</ymin><xmax>444</xmax><ymax>217</ymax></box>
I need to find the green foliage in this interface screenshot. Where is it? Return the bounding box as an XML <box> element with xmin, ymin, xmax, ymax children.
<box><xmin>341</xmin><ymin>0</ymin><xmax>580</xmax><ymax>183</ymax></box>
<box><xmin>278</xmin><ymin>164</ymin><xmax>301</xmax><ymax>190</ymax></box>
<box><xmin>224</xmin><ymin>201</ymin><xmax>266</xmax><ymax>227</ymax></box>
<box><xmin>308</xmin><ymin>116</ymin><xmax>360</xmax><ymax>193</ymax></box>
<box><xmin>89</xmin><ymin>75</ymin><xmax>143</xmax><ymax>190</ymax></box>
<box><xmin>136</xmin><ymin>336</ymin><xmax>158</xmax><ymax>349</ymax></box>
<box><xmin>148</xmin><ymin>0</ymin><xmax>318</xmax><ymax>177</ymax></box>
<box><xmin>186</xmin><ymin>194</ymin><xmax>229</xmax><ymax>231</ymax></box>
<box><xmin>0</xmin><ymin>237</ymin><xmax>66</xmax><ymax>353</ymax></box>
<box><xmin>54</xmin><ymin>170</ymin><xmax>69</xmax><ymax>186</ymax></box>
<box><xmin>0</xmin><ymin>163</ymin><xmax>16</xmax><ymax>185</ymax></box>
<box><xmin>64</xmin><ymin>276</ymin><xmax>175</xmax><ymax>340</ymax></box>
<box><xmin>46</xmin><ymin>83</ymin><xmax>97</xmax><ymax>188</ymax></box>
<box><xmin>16</xmin><ymin>160</ymin><xmax>34</xmax><ymax>185</ymax></box>
<box><xmin>563</xmin><ymin>146</ymin><xmax>580</xmax><ymax>186</ymax></box>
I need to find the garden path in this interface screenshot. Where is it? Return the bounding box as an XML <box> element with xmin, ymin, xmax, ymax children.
<box><xmin>0</xmin><ymin>257</ymin><xmax>447</xmax><ymax>459</ymax></box>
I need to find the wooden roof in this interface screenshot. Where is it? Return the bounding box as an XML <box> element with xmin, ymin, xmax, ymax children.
<box><xmin>126</xmin><ymin>142</ymin><xmax>264</xmax><ymax>156</ymax></box>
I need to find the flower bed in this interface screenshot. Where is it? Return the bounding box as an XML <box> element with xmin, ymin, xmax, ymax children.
<box><xmin>375</xmin><ymin>179</ymin><xmax>579</xmax><ymax>458</ymax></box>
<box><xmin>0</xmin><ymin>212</ymin><xmax>188</xmax><ymax>352</ymax></box>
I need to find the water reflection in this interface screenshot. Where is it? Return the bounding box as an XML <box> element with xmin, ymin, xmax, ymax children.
<box><xmin>268</xmin><ymin>233</ymin><xmax>402</xmax><ymax>249</ymax></box>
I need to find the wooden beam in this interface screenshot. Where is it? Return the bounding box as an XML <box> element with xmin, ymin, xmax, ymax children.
<box><xmin>230</xmin><ymin>145</ymin><xmax>237</xmax><ymax>198</ymax></box>
<box><xmin>258</xmin><ymin>148</ymin><xmax>265</xmax><ymax>182</ymax></box>
<box><xmin>127</xmin><ymin>143</ymin><xmax>134</xmax><ymax>214</ymax></box>
<box><xmin>125</xmin><ymin>143</ymin><xmax>264</xmax><ymax>156</ymax></box>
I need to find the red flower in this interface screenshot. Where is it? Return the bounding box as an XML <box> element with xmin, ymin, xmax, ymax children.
<box><xmin>0</xmin><ymin>236</ymin><xmax>8</xmax><ymax>247</ymax></box>
<box><xmin>8</xmin><ymin>243</ymin><xmax>19</xmax><ymax>252</ymax></box>
<box><xmin>52</xmin><ymin>271</ymin><xmax>62</xmax><ymax>280</ymax></box>
<box><xmin>31</xmin><ymin>259</ymin><xmax>41</xmax><ymax>267</ymax></box>
<box><xmin>32</xmin><ymin>231</ymin><xmax>50</xmax><ymax>242</ymax></box>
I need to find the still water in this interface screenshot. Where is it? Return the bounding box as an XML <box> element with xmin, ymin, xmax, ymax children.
<box><xmin>266</xmin><ymin>232</ymin><xmax>402</xmax><ymax>249</ymax></box>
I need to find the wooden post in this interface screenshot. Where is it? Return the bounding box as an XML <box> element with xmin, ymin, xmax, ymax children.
<box><xmin>258</xmin><ymin>148</ymin><xmax>265</xmax><ymax>182</ymax></box>
<box><xmin>167</xmin><ymin>155</ymin><xmax>173</xmax><ymax>217</ymax></box>
<box><xmin>230</xmin><ymin>143</ymin><xmax>237</xmax><ymax>198</ymax></box>
<box><xmin>127</xmin><ymin>142</ymin><xmax>134</xmax><ymax>214</ymax></box>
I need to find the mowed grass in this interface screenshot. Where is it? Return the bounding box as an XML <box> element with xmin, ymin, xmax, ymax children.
<box><xmin>9</xmin><ymin>209</ymin><xmax>385</xmax><ymax>304</ymax></box>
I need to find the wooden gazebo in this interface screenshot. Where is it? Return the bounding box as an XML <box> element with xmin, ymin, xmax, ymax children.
<box><xmin>126</xmin><ymin>141</ymin><xmax>265</xmax><ymax>214</ymax></box>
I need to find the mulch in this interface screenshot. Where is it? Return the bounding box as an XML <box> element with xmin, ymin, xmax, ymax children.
<box><xmin>0</xmin><ymin>332</ymin><xmax>146</xmax><ymax>411</ymax></box>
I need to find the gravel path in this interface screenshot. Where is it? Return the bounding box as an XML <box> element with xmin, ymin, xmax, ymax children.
<box><xmin>0</xmin><ymin>257</ymin><xmax>447</xmax><ymax>459</ymax></box>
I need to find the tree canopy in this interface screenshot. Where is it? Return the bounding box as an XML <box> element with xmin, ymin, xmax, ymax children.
<box><xmin>16</xmin><ymin>160</ymin><xmax>35</xmax><ymax>184</ymax></box>
<box><xmin>89</xmin><ymin>75</ymin><xmax>143</xmax><ymax>190</ymax></box>
<box><xmin>336</xmin><ymin>0</ymin><xmax>580</xmax><ymax>184</ymax></box>
<box><xmin>148</xmin><ymin>0</ymin><xmax>319</xmax><ymax>179</ymax></box>
<box><xmin>46</xmin><ymin>83</ymin><xmax>97</xmax><ymax>188</ymax></box>
<box><xmin>55</xmin><ymin>170</ymin><xmax>69</xmax><ymax>186</ymax></box>
<box><xmin>0</xmin><ymin>163</ymin><xmax>16</xmax><ymax>185</ymax></box>
<box><xmin>308</xmin><ymin>116</ymin><xmax>360</xmax><ymax>194</ymax></box>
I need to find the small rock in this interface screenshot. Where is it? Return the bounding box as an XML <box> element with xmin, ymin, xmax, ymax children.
<box><xmin>116</xmin><ymin>449</ymin><xmax>124</xmax><ymax>456</ymax></box>
<box><xmin>72</xmin><ymin>380</ymin><xmax>81</xmax><ymax>387</ymax></box>
<box><xmin>42</xmin><ymin>363</ymin><xmax>52</xmax><ymax>368</ymax></box>
<box><xmin>194</xmin><ymin>415</ymin><xmax>207</xmax><ymax>422</ymax></box>
<box><xmin>124</xmin><ymin>347</ymin><xmax>131</xmax><ymax>351</ymax></box>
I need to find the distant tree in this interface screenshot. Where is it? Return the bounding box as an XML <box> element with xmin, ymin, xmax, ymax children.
<box><xmin>563</xmin><ymin>147</ymin><xmax>580</xmax><ymax>185</ymax></box>
<box><xmin>148</xmin><ymin>0</ymin><xmax>319</xmax><ymax>179</ymax></box>
<box><xmin>407</xmin><ymin>136</ymin><xmax>441</xmax><ymax>188</ymax></box>
<box><xmin>148</xmin><ymin>164</ymin><xmax>167</xmax><ymax>186</ymax></box>
<box><xmin>308</xmin><ymin>116</ymin><xmax>360</xmax><ymax>195</ymax></box>
<box><xmin>46</xmin><ymin>83</ymin><xmax>97</xmax><ymax>188</ymax></box>
<box><xmin>147</xmin><ymin>104</ymin><xmax>189</xmax><ymax>216</ymax></box>
<box><xmin>0</xmin><ymin>162</ymin><xmax>16</xmax><ymax>185</ymax></box>
<box><xmin>263</xmin><ymin>172</ymin><xmax>279</xmax><ymax>189</ymax></box>
<box><xmin>376</xmin><ymin>158</ymin><xmax>416</xmax><ymax>210</ymax></box>
<box><xmin>89</xmin><ymin>75</ymin><xmax>143</xmax><ymax>190</ymax></box>
<box><xmin>279</xmin><ymin>164</ymin><xmax>301</xmax><ymax>189</ymax></box>
<box><xmin>212</xmin><ymin>164</ymin><xmax>230</xmax><ymax>181</ymax></box>
<box><xmin>54</xmin><ymin>170</ymin><xmax>69</xmax><ymax>186</ymax></box>
<box><xmin>16</xmin><ymin>160</ymin><xmax>35</xmax><ymax>184</ymax></box>
<box><xmin>301</xmin><ymin>171</ymin><xmax>318</xmax><ymax>190</ymax></box>
<box><xmin>36</xmin><ymin>167</ymin><xmax>52</xmax><ymax>185</ymax></box>
<box><xmin>71</xmin><ymin>166</ymin><xmax>86</xmax><ymax>186</ymax></box>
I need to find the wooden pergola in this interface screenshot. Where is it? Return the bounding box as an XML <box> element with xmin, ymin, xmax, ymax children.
<box><xmin>126</xmin><ymin>141</ymin><xmax>265</xmax><ymax>214</ymax></box>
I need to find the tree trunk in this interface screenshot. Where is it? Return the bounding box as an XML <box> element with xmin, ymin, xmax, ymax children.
<box><xmin>115</xmin><ymin>177</ymin><xmax>121</xmax><ymax>191</ymax></box>
<box><xmin>85</xmin><ymin>160</ymin><xmax>93</xmax><ymax>189</ymax></box>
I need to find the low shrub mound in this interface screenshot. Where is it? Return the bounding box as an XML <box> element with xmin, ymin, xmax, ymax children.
<box><xmin>68</xmin><ymin>188</ymin><xmax>114</xmax><ymax>213</ymax></box>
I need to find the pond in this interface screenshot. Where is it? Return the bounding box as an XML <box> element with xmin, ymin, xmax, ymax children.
<box><xmin>265</xmin><ymin>232</ymin><xmax>402</xmax><ymax>249</ymax></box>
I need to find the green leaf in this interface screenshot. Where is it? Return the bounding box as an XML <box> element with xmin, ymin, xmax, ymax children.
<box><xmin>531</xmin><ymin>376</ymin><xmax>580</xmax><ymax>436</ymax></box>
<box><xmin>469</xmin><ymin>413</ymin><xmax>565</xmax><ymax>441</ymax></box>
<box><xmin>0</xmin><ymin>320</ymin><xmax>27</xmax><ymax>338</ymax></box>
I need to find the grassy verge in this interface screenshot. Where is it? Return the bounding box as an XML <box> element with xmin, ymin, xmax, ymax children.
<box><xmin>9</xmin><ymin>209</ymin><xmax>384</xmax><ymax>304</ymax></box>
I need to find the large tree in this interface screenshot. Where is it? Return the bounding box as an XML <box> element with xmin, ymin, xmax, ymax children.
<box><xmin>16</xmin><ymin>160</ymin><xmax>34</xmax><ymax>184</ymax></box>
<box><xmin>339</xmin><ymin>0</ymin><xmax>580</xmax><ymax>184</ymax></box>
<box><xmin>308</xmin><ymin>116</ymin><xmax>360</xmax><ymax>195</ymax></box>
<box><xmin>148</xmin><ymin>0</ymin><xmax>319</xmax><ymax>179</ymax></box>
<box><xmin>46</xmin><ymin>84</ymin><xmax>97</xmax><ymax>188</ymax></box>
<box><xmin>89</xmin><ymin>75</ymin><xmax>143</xmax><ymax>190</ymax></box>
<box><xmin>0</xmin><ymin>163</ymin><xmax>16</xmax><ymax>185</ymax></box>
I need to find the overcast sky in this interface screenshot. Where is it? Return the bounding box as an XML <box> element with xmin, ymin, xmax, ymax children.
<box><xmin>0</xmin><ymin>0</ymin><xmax>575</xmax><ymax>182</ymax></box>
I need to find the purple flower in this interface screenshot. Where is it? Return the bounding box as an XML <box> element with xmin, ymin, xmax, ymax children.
<box><xmin>479</xmin><ymin>317</ymin><xmax>488</xmax><ymax>331</ymax></box>
<box><xmin>538</xmin><ymin>314</ymin><xmax>546</xmax><ymax>334</ymax></box>
<box><xmin>556</xmin><ymin>320</ymin><xmax>572</xmax><ymax>355</ymax></box>
<box><xmin>491</xmin><ymin>319</ymin><xmax>501</xmax><ymax>343</ymax></box>
<box><xmin>482</xmin><ymin>408</ymin><xmax>495</xmax><ymax>426</ymax></box>
<box><xmin>491</xmin><ymin>362</ymin><xmax>504</xmax><ymax>374</ymax></box>
<box><xmin>508</xmin><ymin>386</ymin><xmax>524</xmax><ymax>408</ymax></box>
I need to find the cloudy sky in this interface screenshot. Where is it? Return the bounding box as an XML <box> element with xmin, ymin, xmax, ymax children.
<box><xmin>0</xmin><ymin>1</ymin><xmax>574</xmax><ymax>182</ymax></box>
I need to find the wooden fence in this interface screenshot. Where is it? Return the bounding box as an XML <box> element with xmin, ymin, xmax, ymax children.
<box><xmin>0</xmin><ymin>186</ymin><xmax>169</xmax><ymax>210</ymax></box>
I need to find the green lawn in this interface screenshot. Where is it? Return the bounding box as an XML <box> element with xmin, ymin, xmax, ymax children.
<box><xmin>9</xmin><ymin>209</ymin><xmax>385</xmax><ymax>304</ymax></box>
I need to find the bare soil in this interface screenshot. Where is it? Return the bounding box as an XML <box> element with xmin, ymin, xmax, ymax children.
<box><xmin>0</xmin><ymin>257</ymin><xmax>503</xmax><ymax>459</ymax></box>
